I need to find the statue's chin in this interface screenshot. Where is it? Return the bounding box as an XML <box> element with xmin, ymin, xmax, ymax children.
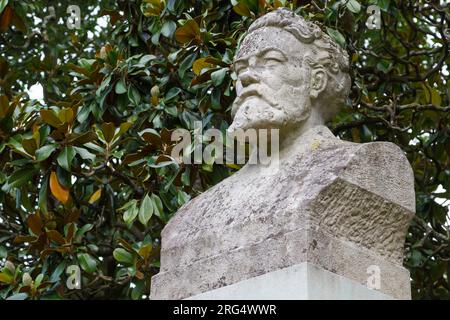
<box><xmin>228</xmin><ymin>117</ymin><xmax>280</xmax><ymax>133</ymax></box>
<box><xmin>229</xmin><ymin>98</ymin><xmax>277</xmax><ymax>131</ymax></box>
<box><xmin>227</xmin><ymin>119</ymin><xmax>249</xmax><ymax>133</ymax></box>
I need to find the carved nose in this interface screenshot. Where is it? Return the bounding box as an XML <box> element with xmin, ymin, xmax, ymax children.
<box><xmin>239</xmin><ymin>70</ymin><xmax>259</xmax><ymax>87</ymax></box>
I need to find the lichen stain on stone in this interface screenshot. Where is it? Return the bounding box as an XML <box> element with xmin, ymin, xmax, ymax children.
<box><xmin>311</xmin><ymin>140</ymin><xmax>321</xmax><ymax>150</ymax></box>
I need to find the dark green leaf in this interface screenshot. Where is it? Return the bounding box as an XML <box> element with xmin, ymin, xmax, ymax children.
<box><xmin>115</xmin><ymin>79</ymin><xmax>127</xmax><ymax>94</ymax></box>
<box><xmin>77</xmin><ymin>253</ymin><xmax>97</xmax><ymax>274</ymax></box>
<box><xmin>35</xmin><ymin>144</ymin><xmax>56</xmax><ymax>162</ymax></box>
<box><xmin>113</xmin><ymin>248</ymin><xmax>134</xmax><ymax>265</ymax></box>
<box><xmin>138</xmin><ymin>194</ymin><xmax>154</xmax><ymax>226</ymax></box>
<box><xmin>57</xmin><ymin>146</ymin><xmax>76</xmax><ymax>171</ymax></box>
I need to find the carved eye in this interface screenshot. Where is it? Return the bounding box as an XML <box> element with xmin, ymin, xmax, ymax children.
<box><xmin>263</xmin><ymin>57</ymin><xmax>283</xmax><ymax>68</ymax></box>
<box><xmin>261</xmin><ymin>50</ymin><xmax>286</xmax><ymax>66</ymax></box>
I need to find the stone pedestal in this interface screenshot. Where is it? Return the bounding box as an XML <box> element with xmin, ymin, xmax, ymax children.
<box><xmin>187</xmin><ymin>263</ymin><xmax>394</xmax><ymax>300</ymax></box>
<box><xmin>150</xmin><ymin>126</ymin><xmax>415</xmax><ymax>300</ymax></box>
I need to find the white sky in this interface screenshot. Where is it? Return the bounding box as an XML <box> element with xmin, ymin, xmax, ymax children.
<box><xmin>27</xmin><ymin>83</ymin><xmax>44</xmax><ymax>101</ymax></box>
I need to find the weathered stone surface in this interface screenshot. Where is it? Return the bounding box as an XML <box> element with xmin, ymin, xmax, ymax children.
<box><xmin>150</xmin><ymin>8</ymin><xmax>415</xmax><ymax>300</ymax></box>
<box><xmin>151</xmin><ymin>126</ymin><xmax>415</xmax><ymax>300</ymax></box>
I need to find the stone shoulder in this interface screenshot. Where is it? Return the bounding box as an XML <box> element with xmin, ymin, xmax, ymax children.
<box><xmin>339</xmin><ymin>140</ymin><xmax>415</xmax><ymax>212</ymax></box>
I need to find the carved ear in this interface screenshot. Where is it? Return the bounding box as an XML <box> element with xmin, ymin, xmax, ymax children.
<box><xmin>309</xmin><ymin>67</ymin><xmax>327</xmax><ymax>99</ymax></box>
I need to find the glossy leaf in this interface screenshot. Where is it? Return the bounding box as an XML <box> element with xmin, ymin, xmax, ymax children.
<box><xmin>57</xmin><ymin>146</ymin><xmax>76</xmax><ymax>171</ymax></box>
<box><xmin>77</xmin><ymin>253</ymin><xmax>97</xmax><ymax>274</ymax></box>
<box><xmin>49</xmin><ymin>171</ymin><xmax>69</xmax><ymax>204</ymax></box>
<box><xmin>138</xmin><ymin>194</ymin><xmax>153</xmax><ymax>226</ymax></box>
<box><xmin>88</xmin><ymin>188</ymin><xmax>102</xmax><ymax>204</ymax></box>
<box><xmin>113</xmin><ymin>248</ymin><xmax>134</xmax><ymax>265</ymax></box>
<box><xmin>35</xmin><ymin>145</ymin><xmax>56</xmax><ymax>162</ymax></box>
<box><xmin>175</xmin><ymin>19</ymin><xmax>200</xmax><ymax>44</ymax></box>
<box><xmin>151</xmin><ymin>194</ymin><xmax>163</xmax><ymax>219</ymax></box>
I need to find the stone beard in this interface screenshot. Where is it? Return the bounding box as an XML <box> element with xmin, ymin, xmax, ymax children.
<box><xmin>229</xmin><ymin>26</ymin><xmax>311</xmax><ymax>133</ymax></box>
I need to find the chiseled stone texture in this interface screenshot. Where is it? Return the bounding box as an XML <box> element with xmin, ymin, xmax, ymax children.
<box><xmin>150</xmin><ymin>126</ymin><xmax>415</xmax><ymax>300</ymax></box>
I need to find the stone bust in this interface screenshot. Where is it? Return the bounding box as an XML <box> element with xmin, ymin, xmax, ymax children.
<box><xmin>228</xmin><ymin>8</ymin><xmax>350</xmax><ymax>142</ymax></box>
<box><xmin>151</xmin><ymin>9</ymin><xmax>415</xmax><ymax>300</ymax></box>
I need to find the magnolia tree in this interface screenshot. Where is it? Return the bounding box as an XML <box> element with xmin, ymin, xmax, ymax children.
<box><xmin>0</xmin><ymin>0</ymin><xmax>449</xmax><ymax>299</ymax></box>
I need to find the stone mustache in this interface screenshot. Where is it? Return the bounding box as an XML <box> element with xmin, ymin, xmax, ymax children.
<box><xmin>150</xmin><ymin>8</ymin><xmax>415</xmax><ymax>300</ymax></box>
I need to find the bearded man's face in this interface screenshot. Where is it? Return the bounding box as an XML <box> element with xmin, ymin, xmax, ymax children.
<box><xmin>229</xmin><ymin>27</ymin><xmax>312</xmax><ymax>133</ymax></box>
